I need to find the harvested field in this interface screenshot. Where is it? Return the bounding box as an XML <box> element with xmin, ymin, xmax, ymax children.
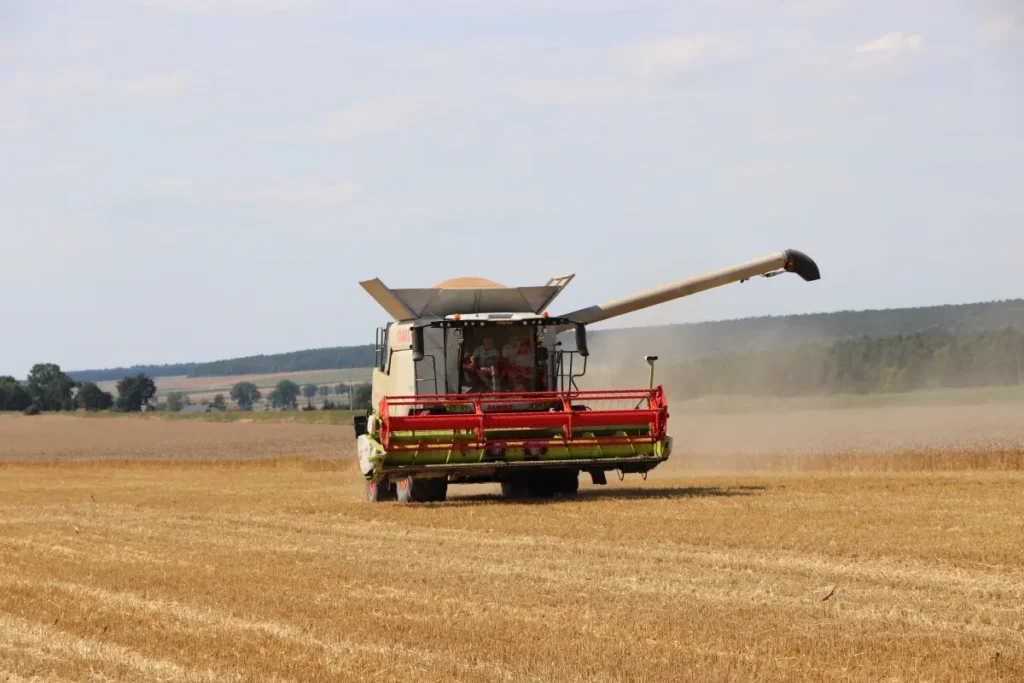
<box><xmin>2</xmin><ymin>410</ymin><xmax>1023</xmax><ymax>682</ymax></box>
<box><xmin>0</xmin><ymin>414</ymin><xmax>347</xmax><ymax>463</ymax></box>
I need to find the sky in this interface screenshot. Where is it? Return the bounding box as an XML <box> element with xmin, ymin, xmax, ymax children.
<box><xmin>1</xmin><ymin>0</ymin><xmax>1022</xmax><ymax>377</ymax></box>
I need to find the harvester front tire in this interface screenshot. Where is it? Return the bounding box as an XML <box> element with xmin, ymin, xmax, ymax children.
<box><xmin>500</xmin><ymin>479</ymin><xmax>531</xmax><ymax>499</ymax></box>
<box><xmin>364</xmin><ymin>478</ymin><xmax>395</xmax><ymax>502</ymax></box>
<box><xmin>395</xmin><ymin>476</ymin><xmax>448</xmax><ymax>503</ymax></box>
<box><xmin>550</xmin><ymin>470</ymin><xmax>579</xmax><ymax>496</ymax></box>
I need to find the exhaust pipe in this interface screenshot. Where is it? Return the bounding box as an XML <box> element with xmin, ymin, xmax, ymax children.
<box><xmin>560</xmin><ymin>249</ymin><xmax>819</xmax><ymax>326</ymax></box>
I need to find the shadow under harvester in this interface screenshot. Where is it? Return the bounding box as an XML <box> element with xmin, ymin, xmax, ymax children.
<box><xmin>445</xmin><ymin>484</ymin><xmax>767</xmax><ymax>505</ymax></box>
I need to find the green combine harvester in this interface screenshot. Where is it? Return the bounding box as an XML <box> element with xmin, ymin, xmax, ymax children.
<box><xmin>354</xmin><ymin>250</ymin><xmax>820</xmax><ymax>502</ymax></box>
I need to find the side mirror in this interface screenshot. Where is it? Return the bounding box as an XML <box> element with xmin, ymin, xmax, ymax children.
<box><xmin>574</xmin><ymin>323</ymin><xmax>589</xmax><ymax>357</ymax></box>
<box><xmin>411</xmin><ymin>326</ymin><xmax>425</xmax><ymax>361</ymax></box>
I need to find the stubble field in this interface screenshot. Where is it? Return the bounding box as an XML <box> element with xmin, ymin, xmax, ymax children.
<box><xmin>2</xmin><ymin>406</ymin><xmax>1023</xmax><ymax>682</ymax></box>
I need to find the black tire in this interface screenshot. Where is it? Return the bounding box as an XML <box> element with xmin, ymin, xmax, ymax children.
<box><xmin>550</xmin><ymin>469</ymin><xmax>579</xmax><ymax>496</ymax></box>
<box><xmin>527</xmin><ymin>470</ymin><xmax>577</xmax><ymax>498</ymax></box>
<box><xmin>364</xmin><ymin>478</ymin><xmax>395</xmax><ymax>502</ymax></box>
<box><xmin>395</xmin><ymin>476</ymin><xmax>448</xmax><ymax>503</ymax></box>
<box><xmin>526</xmin><ymin>477</ymin><xmax>557</xmax><ymax>498</ymax></box>
<box><xmin>500</xmin><ymin>478</ymin><xmax>531</xmax><ymax>498</ymax></box>
<box><xmin>353</xmin><ymin>415</ymin><xmax>368</xmax><ymax>437</ymax></box>
<box><xmin>502</xmin><ymin>471</ymin><xmax>577</xmax><ymax>498</ymax></box>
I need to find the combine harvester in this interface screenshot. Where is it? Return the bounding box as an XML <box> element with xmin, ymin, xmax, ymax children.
<box><xmin>355</xmin><ymin>250</ymin><xmax>820</xmax><ymax>502</ymax></box>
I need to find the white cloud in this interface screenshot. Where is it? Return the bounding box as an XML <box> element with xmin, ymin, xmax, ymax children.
<box><xmin>0</xmin><ymin>113</ymin><xmax>35</xmax><ymax>136</ymax></box>
<box><xmin>786</xmin><ymin>0</ymin><xmax>846</xmax><ymax>18</ymax></box>
<box><xmin>0</xmin><ymin>38</ymin><xmax>27</xmax><ymax>59</ymax></box>
<box><xmin>135</xmin><ymin>179</ymin><xmax>359</xmax><ymax>204</ymax></box>
<box><xmin>980</xmin><ymin>15</ymin><xmax>1021</xmax><ymax>44</ymax></box>
<box><xmin>3</xmin><ymin>70</ymin><xmax>192</xmax><ymax>101</ymax></box>
<box><xmin>257</xmin><ymin>99</ymin><xmax>420</xmax><ymax>143</ymax></box>
<box><xmin>612</xmin><ymin>35</ymin><xmax>743</xmax><ymax>77</ymax></box>
<box><xmin>506</xmin><ymin>81</ymin><xmax>643</xmax><ymax>107</ymax></box>
<box><xmin>854</xmin><ymin>32</ymin><xmax>923</xmax><ymax>55</ymax></box>
<box><xmin>119</xmin><ymin>71</ymin><xmax>191</xmax><ymax>98</ymax></box>
<box><xmin>1</xmin><ymin>71</ymin><xmax>109</xmax><ymax>98</ymax></box>
<box><xmin>250</xmin><ymin>181</ymin><xmax>361</xmax><ymax>203</ymax></box>
<box><xmin>320</xmin><ymin>100</ymin><xmax>414</xmax><ymax>140</ymax></box>
<box><xmin>142</xmin><ymin>177</ymin><xmax>195</xmax><ymax>199</ymax></box>
<box><xmin>131</xmin><ymin>0</ymin><xmax>320</xmax><ymax>10</ymax></box>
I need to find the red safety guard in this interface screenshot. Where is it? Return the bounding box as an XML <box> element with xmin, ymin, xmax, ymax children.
<box><xmin>377</xmin><ymin>388</ymin><xmax>669</xmax><ymax>453</ymax></box>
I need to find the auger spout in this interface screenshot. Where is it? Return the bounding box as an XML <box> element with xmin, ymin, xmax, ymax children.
<box><xmin>559</xmin><ymin>249</ymin><xmax>820</xmax><ymax>325</ymax></box>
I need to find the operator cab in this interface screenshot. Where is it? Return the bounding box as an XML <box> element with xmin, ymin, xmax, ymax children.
<box><xmin>459</xmin><ymin>323</ymin><xmax>540</xmax><ymax>393</ymax></box>
<box><xmin>373</xmin><ymin>315</ymin><xmax>589</xmax><ymax>401</ymax></box>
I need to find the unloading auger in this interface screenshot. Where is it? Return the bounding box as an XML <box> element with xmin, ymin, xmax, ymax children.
<box><xmin>354</xmin><ymin>250</ymin><xmax>820</xmax><ymax>502</ymax></box>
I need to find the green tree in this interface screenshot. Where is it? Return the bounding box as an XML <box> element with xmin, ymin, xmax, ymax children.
<box><xmin>26</xmin><ymin>363</ymin><xmax>76</xmax><ymax>411</ymax></box>
<box><xmin>166</xmin><ymin>391</ymin><xmax>188</xmax><ymax>412</ymax></box>
<box><xmin>116</xmin><ymin>373</ymin><xmax>157</xmax><ymax>412</ymax></box>
<box><xmin>302</xmin><ymin>383</ymin><xmax>318</xmax><ymax>408</ymax></box>
<box><xmin>269</xmin><ymin>380</ymin><xmax>300</xmax><ymax>409</ymax></box>
<box><xmin>211</xmin><ymin>394</ymin><xmax>227</xmax><ymax>411</ymax></box>
<box><xmin>230</xmin><ymin>381</ymin><xmax>261</xmax><ymax>411</ymax></box>
<box><xmin>0</xmin><ymin>376</ymin><xmax>33</xmax><ymax>412</ymax></box>
<box><xmin>353</xmin><ymin>383</ymin><xmax>373</xmax><ymax>411</ymax></box>
<box><xmin>318</xmin><ymin>385</ymin><xmax>330</xmax><ymax>399</ymax></box>
<box><xmin>75</xmin><ymin>382</ymin><xmax>114</xmax><ymax>411</ymax></box>
<box><xmin>334</xmin><ymin>384</ymin><xmax>345</xmax><ymax>395</ymax></box>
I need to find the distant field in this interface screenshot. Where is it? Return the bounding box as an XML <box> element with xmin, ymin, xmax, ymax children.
<box><xmin>82</xmin><ymin>408</ymin><xmax>361</xmax><ymax>426</ymax></box>
<box><xmin>95</xmin><ymin>368</ymin><xmax>372</xmax><ymax>402</ymax></box>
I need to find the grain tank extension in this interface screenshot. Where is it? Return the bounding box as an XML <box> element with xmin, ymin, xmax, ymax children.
<box><xmin>355</xmin><ymin>250</ymin><xmax>820</xmax><ymax>502</ymax></box>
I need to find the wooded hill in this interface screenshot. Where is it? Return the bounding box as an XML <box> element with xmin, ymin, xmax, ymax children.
<box><xmin>184</xmin><ymin>345</ymin><xmax>375</xmax><ymax>378</ymax></box>
<box><xmin>69</xmin><ymin>363</ymin><xmax>196</xmax><ymax>383</ymax></box>
<box><xmin>586</xmin><ymin>298</ymin><xmax>1024</xmax><ymax>360</ymax></box>
<box><xmin>66</xmin><ymin>347</ymin><xmax>376</xmax><ymax>383</ymax></box>
<box><xmin>66</xmin><ymin>299</ymin><xmax>1024</xmax><ymax>383</ymax></box>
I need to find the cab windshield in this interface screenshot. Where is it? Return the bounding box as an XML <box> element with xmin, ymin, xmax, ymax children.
<box><xmin>459</xmin><ymin>325</ymin><xmax>539</xmax><ymax>393</ymax></box>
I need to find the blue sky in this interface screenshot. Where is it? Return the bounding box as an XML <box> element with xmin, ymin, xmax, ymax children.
<box><xmin>1</xmin><ymin>0</ymin><xmax>1022</xmax><ymax>376</ymax></box>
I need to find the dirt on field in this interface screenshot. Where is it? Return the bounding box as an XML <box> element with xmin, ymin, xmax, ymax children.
<box><xmin>1</xmin><ymin>410</ymin><xmax>1023</xmax><ymax>682</ymax></box>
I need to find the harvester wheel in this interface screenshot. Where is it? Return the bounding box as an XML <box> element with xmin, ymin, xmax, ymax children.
<box><xmin>500</xmin><ymin>479</ymin><xmax>531</xmax><ymax>498</ymax></box>
<box><xmin>550</xmin><ymin>470</ymin><xmax>579</xmax><ymax>496</ymax></box>
<box><xmin>364</xmin><ymin>478</ymin><xmax>395</xmax><ymax>502</ymax></box>
<box><xmin>395</xmin><ymin>476</ymin><xmax>448</xmax><ymax>503</ymax></box>
<box><xmin>501</xmin><ymin>471</ymin><xmax>577</xmax><ymax>498</ymax></box>
<box><xmin>528</xmin><ymin>470</ymin><xmax>578</xmax><ymax>497</ymax></box>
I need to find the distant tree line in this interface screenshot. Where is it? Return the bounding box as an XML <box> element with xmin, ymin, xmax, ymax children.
<box><xmin>67</xmin><ymin>362</ymin><xmax>196</xmax><ymax>384</ymax></box>
<box><xmin>2</xmin><ymin>365</ymin><xmax>373</xmax><ymax>416</ymax></box>
<box><xmin>62</xmin><ymin>345</ymin><xmax>376</xmax><ymax>384</ymax></box>
<box><xmin>589</xmin><ymin>298</ymin><xmax>1024</xmax><ymax>361</ymax></box>
<box><xmin>258</xmin><ymin>379</ymin><xmax>371</xmax><ymax>411</ymax></box>
<box><xmin>1</xmin><ymin>364</ymin><xmax>156</xmax><ymax>414</ymax></box>
<box><xmin>186</xmin><ymin>345</ymin><xmax>375</xmax><ymax>378</ymax></box>
<box><xmin>58</xmin><ymin>299</ymin><xmax>1024</xmax><ymax>384</ymax></box>
<box><xmin>661</xmin><ymin>327</ymin><xmax>1024</xmax><ymax>399</ymax></box>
